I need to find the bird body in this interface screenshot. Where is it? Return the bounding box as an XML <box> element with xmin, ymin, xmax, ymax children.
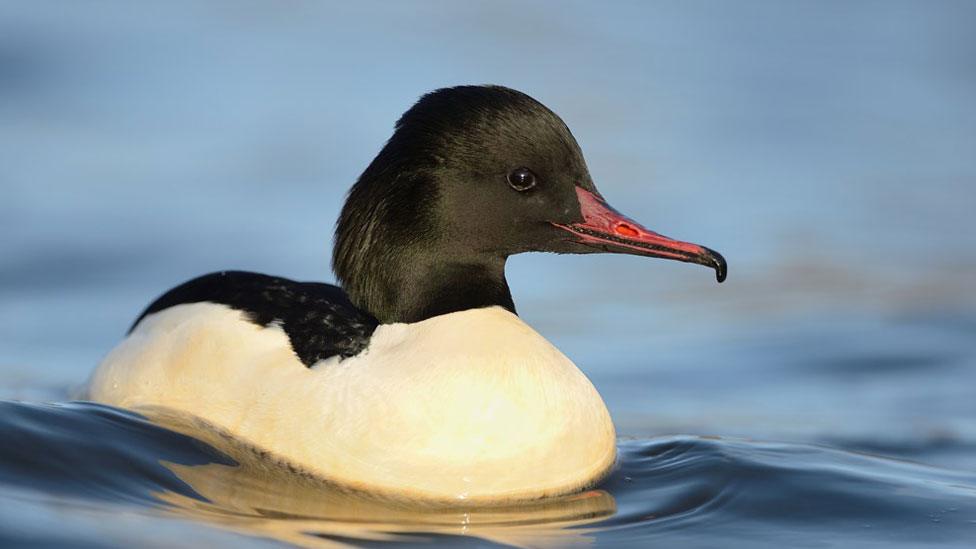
<box><xmin>87</xmin><ymin>85</ymin><xmax>724</xmax><ymax>503</ymax></box>
<box><xmin>89</xmin><ymin>302</ymin><xmax>615</xmax><ymax>502</ymax></box>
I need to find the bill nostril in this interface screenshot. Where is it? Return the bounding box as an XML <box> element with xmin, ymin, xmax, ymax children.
<box><xmin>615</xmin><ymin>223</ymin><xmax>639</xmax><ymax>237</ymax></box>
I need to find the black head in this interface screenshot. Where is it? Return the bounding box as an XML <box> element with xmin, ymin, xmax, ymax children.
<box><xmin>334</xmin><ymin>85</ymin><xmax>725</xmax><ymax>323</ymax></box>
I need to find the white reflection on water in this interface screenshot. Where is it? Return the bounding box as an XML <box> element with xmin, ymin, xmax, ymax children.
<box><xmin>148</xmin><ymin>408</ymin><xmax>615</xmax><ymax>548</ymax></box>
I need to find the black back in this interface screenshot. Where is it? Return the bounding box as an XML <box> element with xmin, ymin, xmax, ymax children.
<box><xmin>132</xmin><ymin>271</ymin><xmax>378</xmax><ymax>366</ymax></box>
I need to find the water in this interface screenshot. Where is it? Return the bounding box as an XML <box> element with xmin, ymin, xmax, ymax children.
<box><xmin>3</xmin><ymin>402</ymin><xmax>975</xmax><ymax>548</ymax></box>
<box><xmin>2</xmin><ymin>1</ymin><xmax>976</xmax><ymax>547</ymax></box>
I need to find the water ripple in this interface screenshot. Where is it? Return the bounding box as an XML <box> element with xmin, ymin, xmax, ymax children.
<box><xmin>2</xmin><ymin>402</ymin><xmax>974</xmax><ymax>547</ymax></box>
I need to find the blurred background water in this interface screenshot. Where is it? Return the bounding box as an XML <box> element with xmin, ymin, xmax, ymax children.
<box><xmin>1</xmin><ymin>1</ymin><xmax>975</xmax><ymax>547</ymax></box>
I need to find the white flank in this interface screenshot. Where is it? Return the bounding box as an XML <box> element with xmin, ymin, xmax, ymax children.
<box><xmin>87</xmin><ymin>303</ymin><xmax>616</xmax><ymax>503</ymax></box>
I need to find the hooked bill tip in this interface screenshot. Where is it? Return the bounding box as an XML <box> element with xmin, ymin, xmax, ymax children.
<box><xmin>703</xmin><ymin>246</ymin><xmax>727</xmax><ymax>283</ymax></box>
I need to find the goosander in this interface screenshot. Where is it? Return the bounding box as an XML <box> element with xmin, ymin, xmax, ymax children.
<box><xmin>87</xmin><ymin>85</ymin><xmax>726</xmax><ymax>503</ymax></box>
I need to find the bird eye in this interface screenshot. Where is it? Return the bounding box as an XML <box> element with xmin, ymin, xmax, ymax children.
<box><xmin>507</xmin><ymin>167</ymin><xmax>537</xmax><ymax>191</ymax></box>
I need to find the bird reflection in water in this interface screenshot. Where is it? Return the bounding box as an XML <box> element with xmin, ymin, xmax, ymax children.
<box><xmin>143</xmin><ymin>407</ymin><xmax>616</xmax><ymax>548</ymax></box>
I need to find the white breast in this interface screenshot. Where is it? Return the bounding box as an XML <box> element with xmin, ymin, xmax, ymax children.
<box><xmin>87</xmin><ymin>304</ymin><xmax>616</xmax><ymax>503</ymax></box>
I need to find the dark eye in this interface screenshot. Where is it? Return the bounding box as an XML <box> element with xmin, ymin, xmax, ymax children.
<box><xmin>507</xmin><ymin>167</ymin><xmax>537</xmax><ymax>192</ymax></box>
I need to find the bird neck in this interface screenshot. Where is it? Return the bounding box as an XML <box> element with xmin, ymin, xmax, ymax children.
<box><xmin>345</xmin><ymin>254</ymin><xmax>516</xmax><ymax>325</ymax></box>
<box><xmin>331</xmin><ymin>166</ymin><xmax>516</xmax><ymax>323</ymax></box>
<box><xmin>394</xmin><ymin>257</ymin><xmax>516</xmax><ymax>324</ymax></box>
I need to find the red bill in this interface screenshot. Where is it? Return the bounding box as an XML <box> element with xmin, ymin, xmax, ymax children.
<box><xmin>552</xmin><ymin>187</ymin><xmax>727</xmax><ymax>282</ymax></box>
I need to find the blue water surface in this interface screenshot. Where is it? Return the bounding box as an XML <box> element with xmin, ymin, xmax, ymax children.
<box><xmin>2</xmin><ymin>1</ymin><xmax>975</xmax><ymax>547</ymax></box>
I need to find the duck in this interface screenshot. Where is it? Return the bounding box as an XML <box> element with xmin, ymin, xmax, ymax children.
<box><xmin>86</xmin><ymin>85</ymin><xmax>726</xmax><ymax>504</ymax></box>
